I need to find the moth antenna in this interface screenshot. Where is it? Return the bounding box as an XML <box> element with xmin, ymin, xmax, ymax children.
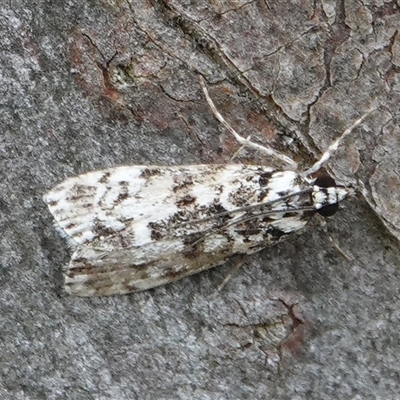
<box><xmin>199</xmin><ymin>76</ymin><xmax>298</xmax><ymax>169</ymax></box>
<box><xmin>301</xmin><ymin>107</ymin><xmax>377</xmax><ymax>178</ymax></box>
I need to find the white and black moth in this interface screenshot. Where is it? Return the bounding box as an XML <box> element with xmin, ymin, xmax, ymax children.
<box><xmin>43</xmin><ymin>79</ymin><xmax>374</xmax><ymax>296</ymax></box>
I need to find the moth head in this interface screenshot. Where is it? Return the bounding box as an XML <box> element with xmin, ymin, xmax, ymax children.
<box><xmin>313</xmin><ymin>175</ymin><xmax>351</xmax><ymax>217</ymax></box>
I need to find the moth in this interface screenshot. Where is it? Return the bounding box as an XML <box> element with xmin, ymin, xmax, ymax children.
<box><xmin>43</xmin><ymin>78</ymin><xmax>374</xmax><ymax>296</ymax></box>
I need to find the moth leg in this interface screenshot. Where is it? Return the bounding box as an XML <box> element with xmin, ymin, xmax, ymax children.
<box><xmin>213</xmin><ymin>256</ymin><xmax>249</xmax><ymax>298</ymax></box>
<box><xmin>314</xmin><ymin>214</ymin><xmax>352</xmax><ymax>261</ymax></box>
<box><xmin>199</xmin><ymin>76</ymin><xmax>297</xmax><ymax>169</ymax></box>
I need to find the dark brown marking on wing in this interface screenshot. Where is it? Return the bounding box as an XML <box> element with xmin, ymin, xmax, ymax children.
<box><xmin>228</xmin><ymin>186</ymin><xmax>254</xmax><ymax>207</ymax></box>
<box><xmin>140</xmin><ymin>168</ymin><xmax>162</xmax><ymax>179</ymax></box>
<box><xmin>267</xmin><ymin>226</ymin><xmax>287</xmax><ymax>240</ymax></box>
<box><xmin>277</xmin><ymin>189</ymin><xmax>291</xmax><ymax>197</ymax></box>
<box><xmin>209</xmin><ymin>202</ymin><xmax>227</xmax><ymax>216</ymax></box>
<box><xmin>257</xmin><ymin>189</ymin><xmax>269</xmax><ymax>202</ymax></box>
<box><xmin>259</xmin><ymin>171</ymin><xmax>274</xmax><ymax>187</ymax></box>
<box><xmin>51</xmin><ymin>184</ymin><xmax>66</xmax><ymax>193</ymax></box>
<box><xmin>116</xmin><ymin>192</ymin><xmax>129</xmax><ymax>203</ymax></box>
<box><xmin>183</xmin><ymin>232</ymin><xmax>205</xmax><ymax>259</ymax></box>
<box><xmin>234</xmin><ymin>216</ymin><xmax>266</xmax><ymax>241</ymax></box>
<box><xmin>66</xmin><ymin>259</ymin><xmax>97</xmax><ymax>275</ymax></box>
<box><xmin>72</xmin><ymin>231</ymin><xmax>83</xmax><ymax>238</ymax></box>
<box><xmin>114</xmin><ymin>181</ymin><xmax>130</xmax><ymax>203</ymax></box>
<box><xmin>150</xmin><ymin>230</ymin><xmax>163</xmax><ymax>241</ymax></box>
<box><xmin>69</xmin><ymin>185</ymin><xmax>97</xmax><ymax>201</ymax></box>
<box><xmin>163</xmin><ymin>267</ymin><xmax>185</xmax><ymax>280</ymax></box>
<box><xmin>119</xmin><ymin>235</ymin><xmax>132</xmax><ymax>248</ymax></box>
<box><xmin>64</xmin><ymin>222</ymin><xmax>76</xmax><ymax>230</ymax></box>
<box><xmin>238</xmin><ymin>228</ymin><xmax>262</xmax><ymax>240</ymax></box>
<box><xmin>148</xmin><ymin>221</ymin><xmax>168</xmax><ymax>241</ymax></box>
<box><xmin>172</xmin><ymin>177</ymin><xmax>194</xmax><ymax>192</ymax></box>
<box><xmin>92</xmin><ymin>221</ymin><xmax>117</xmax><ymax>238</ymax></box>
<box><xmin>213</xmin><ymin>184</ymin><xmax>224</xmax><ymax>195</ymax></box>
<box><xmin>176</xmin><ymin>195</ymin><xmax>197</xmax><ymax>207</ymax></box>
<box><xmin>99</xmin><ymin>172</ymin><xmax>111</xmax><ymax>184</ymax></box>
<box><xmin>167</xmin><ymin>210</ymin><xmax>189</xmax><ymax>226</ymax></box>
<box><xmin>66</xmin><ymin>260</ymin><xmax>149</xmax><ymax>282</ymax></box>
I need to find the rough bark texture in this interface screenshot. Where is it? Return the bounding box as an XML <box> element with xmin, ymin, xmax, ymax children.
<box><xmin>1</xmin><ymin>1</ymin><xmax>400</xmax><ymax>399</ymax></box>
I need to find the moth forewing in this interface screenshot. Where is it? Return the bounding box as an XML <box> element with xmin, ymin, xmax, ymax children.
<box><xmin>44</xmin><ymin>164</ymin><xmax>342</xmax><ymax>296</ymax></box>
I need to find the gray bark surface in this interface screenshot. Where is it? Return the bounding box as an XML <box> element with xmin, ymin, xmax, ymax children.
<box><xmin>1</xmin><ymin>1</ymin><xmax>400</xmax><ymax>399</ymax></box>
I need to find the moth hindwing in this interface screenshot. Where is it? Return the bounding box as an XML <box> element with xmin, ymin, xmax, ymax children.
<box><xmin>44</xmin><ymin>80</ymin><xmax>375</xmax><ymax>296</ymax></box>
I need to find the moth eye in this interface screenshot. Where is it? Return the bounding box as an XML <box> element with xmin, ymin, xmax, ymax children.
<box><xmin>314</xmin><ymin>174</ymin><xmax>336</xmax><ymax>188</ymax></box>
<box><xmin>317</xmin><ymin>202</ymin><xmax>339</xmax><ymax>217</ymax></box>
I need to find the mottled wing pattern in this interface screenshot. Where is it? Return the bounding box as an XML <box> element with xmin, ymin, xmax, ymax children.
<box><xmin>44</xmin><ymin>165</ymin><xmax>315</xmax><ymax>296</ymax></box>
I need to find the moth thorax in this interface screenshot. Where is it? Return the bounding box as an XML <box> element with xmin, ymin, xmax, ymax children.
<box><xmin>312</xmin><ymin>175</ymin><xmax>349</xmax><ymax>217</ymax></box>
